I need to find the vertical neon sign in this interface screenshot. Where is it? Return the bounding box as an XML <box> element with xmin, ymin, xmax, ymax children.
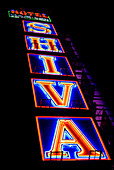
<box><xmin>20</xmin><ymin>9</ymin><xmax>111</xmax><ymax>162</ymax></box>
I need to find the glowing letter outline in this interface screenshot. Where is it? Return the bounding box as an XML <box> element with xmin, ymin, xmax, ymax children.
<box><xmin>27</xmin><ymin>53</ymin><xmax>75</xmax><ymax>76</ymax></box>
<box><xmin>35</xmin><ymin>80</ymin><xmax>74</xmax><ymax>107</ymax></box>
<box><xmin>22</xmin><ymin>20</ymin><xmax>57</xmax><ymax>35</ymax></box>
<box><xmin>31</xmin><ymin>79</ymin><xmax>89</xmax><ymax>109</ymax></box>
<box><xmin>39</xmin><ymin>55</ymin><xmax>60</xmax><ymax>74</ymax></box>
<box><xmin>45</xmin><ymin>119</ymin><xmax>102</xmax><ymax>159</ymax></box>
<box><xmin>25</xmin><ymin>36</ymin><xmax>65</xmax><ymax>53</ymax></box>
<box><xmin>35</xmin><ymin>116</ymin><xmax>111</xmax><ymax>161</ymax></box>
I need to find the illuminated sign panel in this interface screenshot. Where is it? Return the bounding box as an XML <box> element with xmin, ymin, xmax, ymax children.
<box><xmin>25</xmin><ymin>36</ymin><xmax>65</xmax><ymax>53</ymax></box>
<box><xmin>36</xmin><ymin>116</ymin><xmax>110</xmax><ymax>161</ymax></box>
<box><xmin>31</xmin><ymin>79</ymin><xmax>89</xmax><ymax>109</ymax></box>
<box><xmin>10</xmin><ymin>8</ymin><xmax>111</xmax><ymax>164</ymax></box>
<box><xmin>22</xmin><ymin>20</ymin><xmax>57</xmax><ymax>35</ymax></box>
<box><xmin>8</xmin><ymin>9</ymin><xmax>51</xmax><ymax>22</ymax></box>
<box><xmin>27</xmin><ymin>53</ymin><xmax>74</xmax><ymax>76</ymax></box>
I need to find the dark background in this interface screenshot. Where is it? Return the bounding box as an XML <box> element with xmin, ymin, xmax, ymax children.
<box><xmin>7</xmin><ymin>2</ymin><xmax>113</xmax><ymax>169</ymax></box>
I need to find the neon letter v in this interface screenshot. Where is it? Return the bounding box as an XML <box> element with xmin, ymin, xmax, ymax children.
<box><xmin>35</xmin><ymin>81</ymin><xmax>74</xmax><ymax>106</ymax></box>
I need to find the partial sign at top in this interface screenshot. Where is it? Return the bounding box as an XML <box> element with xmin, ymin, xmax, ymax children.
<box><xmin>8</xmin><ymin>9</ymin><xmax>51</xmax><ymax>22</ymax></box>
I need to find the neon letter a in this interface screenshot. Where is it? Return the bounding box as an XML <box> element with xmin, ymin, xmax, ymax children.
<box><xmin>46</xmin><ymin>119</ymin><xmax>101</xmax><ymax>159</ymax></box>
